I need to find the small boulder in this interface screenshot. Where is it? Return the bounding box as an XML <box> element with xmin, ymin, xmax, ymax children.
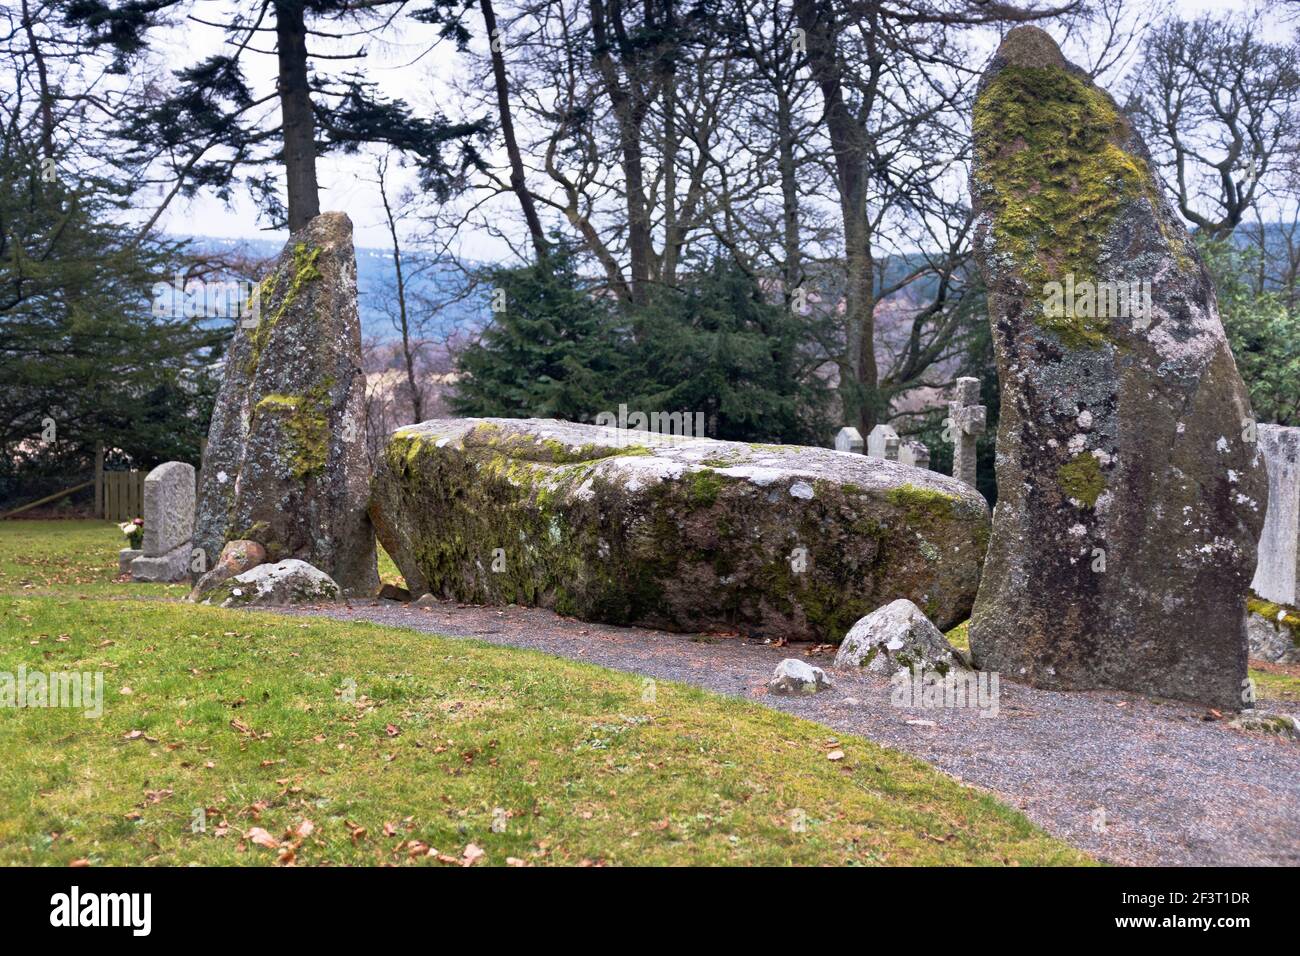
<box><xmin>413</xmin><ymin>592</ymin><xmax>438</xmax><ymax>607</ymax></box>
<box><xmin>188</xmin><ymin>539</ymin><xmax>266</xmax><ymax>602</ymax></box>
<box><xmin>378</xmin><ymin>583</ymin><xmax>412</xmax><ymax>602</ymax></box>
<box><xmin>1247</xmin><ymin>599</ymin><xmax>1300</xmax><ymax>664</ymax></box>
<box><xmin>1227</xmin><ymin>710</ymin><xmax>1300</xmax><ymax>741</ymax></box>
<box><xmin>835</xmin><ymin>599</ymin><xmax>967</xmax><ymax>675</ymax></box>
<box><xmin>200</xmin><ymin>559</ymin><xmax>340</xmax><ymax>608</ymax></box>
<box><xmin>767</xmin><ymin>658</ymin><xmax>831</xmax><ymax>695</ymax></box>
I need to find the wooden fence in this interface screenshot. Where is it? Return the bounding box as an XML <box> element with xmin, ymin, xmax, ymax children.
<box><xmin>101</xmin><ymin>470</ymin><xmax>145</xmax><ymax>522</ymax></box>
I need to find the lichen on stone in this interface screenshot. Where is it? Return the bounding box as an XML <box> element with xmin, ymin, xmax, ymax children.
<box><xmin>1057</xmin><ymin>452</ymin><xmax>1105</xmax><ymax>506</ymax></box>
<box><xmin>973</xmin><ymin>64</ymin><xmax>1168</xmax><ymax>348</ymax></box>
<box><xmin>245</xmin><ymin>242</ymin><xmax>323</xmax><ymax>376</ymax></box>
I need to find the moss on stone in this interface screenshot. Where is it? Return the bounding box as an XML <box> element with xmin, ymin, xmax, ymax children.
<box><xmin>685</xmin><ymin>469</ymin><xmax>725</xmax><ymax>508</ymax></box>
<box><xmin>253</xmin><ymin>380</ymin><xmax>332</xmax><ymax>480</ymax></box>
<box><xmin>973</xmin><ymin>64</ymin><xmax>1175</xmax><ymax>348</ymax></box>
<box><xmin>1248</xmin><ymin>594</ymin><xmax>1300</xmax><ymax>644</ymax></box>
<box><xmin>1057</xmin><ymin>453</ymin><xmax>1105</xmax><ymax>507</ymax></box>
<box><xmin>245</xmin><ymin>242</ymin><xmax>323</xmax><ymax>376</ymax></box>
<box><xmin>886</xmin><ymin>484</ymin><xmax>959</xmax><ymax>521</ymax></box>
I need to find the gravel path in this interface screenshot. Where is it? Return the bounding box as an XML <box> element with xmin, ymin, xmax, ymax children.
<box><xmin>266</xmin><ymin>598</ymin><xmax>1300</xmax><ymax>867</ymax></box>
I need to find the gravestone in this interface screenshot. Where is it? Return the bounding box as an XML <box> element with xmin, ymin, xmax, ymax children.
<box><xmin>193</xmin><ymin>212</ymin><xmax>378</xmax><ymax>596</ymax></box>
<box><xmin>899</xmin><ymin>440</ymin><xmax>930</xmax><ymax>471</ymax></box>
<box><xmin>834</xmin><ymin>426</ymin><xmax>864</xmax><ymax>454</ymax></box>
<box><xmin>947</xmin><ymin>377</ymin><xmax>985</xmax><ymax>487</ymax></box>
<box><xmin>1251</xmin><ymin>424</ymin><xmax>1299</xmax><ymax>607</ymax></box>
<box><xmin>967</xmin><ymin>27</ymin><xmax>1266</xmax><ymax>709</ymax></box>
<box><xmin>129</xmin><ymin>461</ymin><xmax>195</xmax><ymax>582</ymax></box>
<box><xmin>867</xmin><ymin>424</ymin><xmax>900</xmax><ymax>460</ymax></box>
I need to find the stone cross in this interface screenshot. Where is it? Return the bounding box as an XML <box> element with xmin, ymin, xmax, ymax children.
<box><xmin>1252</xmin><ymin>424</ymin><xmax>1299</xmax><ymax>607</ymax></box>
<box><xmin>947</xmin><ymin>377</ymin><xmax>986</xmax><ymax>487</ymax></box>
<box><xmin>867</xmin><ymin>423</ymin><xmax>900</xmax><ymax>461</ymax></box>
<box><xmin>130</xmin><ymin>461</ymin><xmax>196</xmax><ymax>583</ymax></box>
<box><xmin>899</xmin><ymin>440</ymin><xmax>931</xmax><ymax>471</ymax></box>
<box><xmin>834</xmin><ymin>426</ymin><xmax>864</xmax><ymax>454</ymax></box>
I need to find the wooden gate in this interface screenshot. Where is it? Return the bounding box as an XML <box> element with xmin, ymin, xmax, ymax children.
<box><xmin>102</xmin><ymin>470</ymin><xmax>145</xmax><ymax>522</ymax></box>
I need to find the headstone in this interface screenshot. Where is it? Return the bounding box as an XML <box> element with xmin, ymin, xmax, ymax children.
<box><xmin>129</xmin><ymin>461</ymin><xmax>195</xmax><ymax>582</ymax></box>
<box><xmin>967</xmin><ymin>27</ymin><xmax>1266</xmax><ymax>709</ymax></box>
<box><xmin>947</xmin><ymin>377</ymin><xmax>985</xmax><ymax>487</ymax></box>
<box><xmin>193</xmin><ymin>212</ymin><xmax>378</xmax><ymax>596</ymax></box>
<box><xmin>1251</xmin><ymin>425</ymin><xmax>1299</xmax><ymax>607</ymax></box>
<box><xmin>834</xmin><ymin>426</ymin><xmax>864</xmax><ymax>454</ymax></box>
<box><xmin>867</xmin><ymin>423</ymin><xmax>900</xmax><ymax>460</ymax></box>
<box><xmin>899</xmin><ymin>440</ymin><xmax>930</xmax><ymax>471</ymax></box>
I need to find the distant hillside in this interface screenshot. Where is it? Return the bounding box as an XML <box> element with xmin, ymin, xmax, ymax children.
<box><xmin>176</xmin><ymin>234</ymin><xmax>484</xmax><ymax>342</ymax></box>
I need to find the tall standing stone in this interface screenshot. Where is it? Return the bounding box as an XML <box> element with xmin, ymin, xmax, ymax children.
<box><xmin>1251</xmin><ymin>424</ymin><xmax>1299</xmax><ymax>607</ymax></box>
<box><xmin>129</xmin><ymin>461</ymin><xmax>195</xmax><ymax>582</ymax></box>
<box><xmin>968</xmin><ymin>28</ymin><xmax>1266</xmax><ymax>709</ymax></box>
<box><xmin>193</xmin><ymin>212</ymin><xmax>378</xmax><ymax>595</ymax></box>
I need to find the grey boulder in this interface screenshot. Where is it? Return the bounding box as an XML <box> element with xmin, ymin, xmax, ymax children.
<box><xmin>199</xmin><ymin>559</ymin><xmax>341</xmax><ymax>608</ymax></box>
<box><xmin>368</xmin><ymin>417</ymin><xmax>991</xmax><ymax>642</ymax></box>
<box><xmin>768</xmin><ymin>658</ymin><xmax>831</xmax><ymax>695</ymax></box>
<box><xmin>834</xmin><ymin>599</ymin><xmax>967</xmax><ymax>675</ymax></box>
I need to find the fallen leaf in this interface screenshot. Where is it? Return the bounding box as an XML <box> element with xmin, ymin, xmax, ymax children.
<box><xmin>246</xmin><ymin>827</ymin><xmax>279</xmax><ymax>850</ymax></box>
<box><xmin>826</xmin><ymin>750</ymin><xmax>845</xmax><ymax>761</ymax></box>
<box><xmin>462</xmin><ymin>843</ymin><xmax>486</xmax><ymax>866</ymax></box>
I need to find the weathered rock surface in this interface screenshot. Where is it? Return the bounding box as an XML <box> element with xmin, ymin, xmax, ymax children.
<box><xmin>1247</xmin><ymin>597</ymin><xmax>1299</xmax><ymax>664</ymax></box>
<box><xmin>187</xmin><ymin>539</ymin><xmax>266</xmax><ymax>602</ymax></box>
<box><xmin>1251</xmin><ymin>424</ymin><xmax>1299</xmax><ymax>606</ymax></box>
<box><xmin>967</xmin><ymin>27</ymin><xmax>1266</xmax><ymax>709</ymax></box>
<box><xmin>1227</xmin><ymin>710</ymin><xmax>1300</xmax><ymax>741</ymax></box>
<box><xmin>768</xmin><ymin>658</ymin><xmax>831</xmax><ymax>695</ymax></box>
<box><xmin>192</xmin><ymin>212</ymin><xmax>377</xmax><ymax>596</ymax></box>
<box><xmin>199</xmin><ymin>559</ymin><xmax>341</xmax><ymax>608</ymax></box>
<box><xmin>834</xmin><ymin>599</ymin><xmax>967</xmax><ymax>675</ymax></box>
<box><xmin>369</xmin><ymin>418</ymin><xmax>991</xmax><ymax>641</ymax></box>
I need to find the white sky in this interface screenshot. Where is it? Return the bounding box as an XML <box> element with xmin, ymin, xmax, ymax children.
<box><xmin>153</xmin><ymin>0</ymin><xmax>1273</xmax><ymax>256</ymax></box>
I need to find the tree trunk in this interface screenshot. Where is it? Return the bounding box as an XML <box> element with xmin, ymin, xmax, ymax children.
<box><xmin>275</xmin><ymin>0</ymin><xmax>320</xmax><ymax>232</ymax></box>
<box><xmin>793</xmin><ymin>0</ymin><xmax>878</xmax><ymax>433</ymax></box>
<box><xmin>479</xmin><ymin>0</ymin><xmax>548</xmax><ymax>260</ymax></box>
<box><xmin>591</xmin><ymin>0</ymin><xmax>653</xmax><ymax>304</ymax></box>
<box><xmin>377</xmin><ymin>158</ymin><xmax>422</xmax><ymax>423</ymax></box>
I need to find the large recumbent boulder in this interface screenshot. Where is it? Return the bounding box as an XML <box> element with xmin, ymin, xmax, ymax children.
<box><xmin>369</xmin><ymin>418</ymin><xmax>990</xmax><ymax>640</ymax></box>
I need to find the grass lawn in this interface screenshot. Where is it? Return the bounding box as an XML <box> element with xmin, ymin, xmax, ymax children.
<box><xmin>0</xmin><ymin>520</ymin><xmax>1091</xmax><ymax>866</ymax></box>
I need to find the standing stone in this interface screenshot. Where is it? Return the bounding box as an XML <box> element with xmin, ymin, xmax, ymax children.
<box><xmin>129</xmin><ymin>461</ymin><xmax>195</xmax><ymax>582</ymax></box>
<box><xmin>834</xmin><ymin>426</ymin><xmax>864</xmax><ymax>454</ymax></box>
<box><xmin>193</xmin><ymin>212</ymin><xmax>378</xmax><ymax>596</ymax></box>
<box><xmin>968</xmin><ymin>27</ymin><xmax>1266</xmax><ymax>709</ymax></box>
<box><xmin>1251</xmin><ymin>425</ymin><xmax>1299</xmax><ymax>607</ymax></box>
<box><xmin>899</xmin><ymin>440</ymin><xmax>931</xmax><ymax>471</ymax></box>
<box><xmin>867</xmin><ymin>424</ymin><xmax>900</xmax><ymax>460</ymax></box>
<box><xmin>947</xmin><ymin>377</ymin><xmax>986</xmax><ymax>488</ymax></box>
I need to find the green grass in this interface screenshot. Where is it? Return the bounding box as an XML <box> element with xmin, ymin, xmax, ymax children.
<box><xmin>0</xmin><ymin>520</ymin><xmax>1091</xmax><ymax>866</ymax></box>
<box><xmin>0</xmin><ymin>519</ymin><xmax>184</xmax><ymax>599</ymax></box>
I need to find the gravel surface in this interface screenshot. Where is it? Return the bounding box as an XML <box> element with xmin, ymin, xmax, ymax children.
<box><xmin>265</xmin><ymin>598</ymin><xmax>1300</xmax><ymax>867</ymax></box>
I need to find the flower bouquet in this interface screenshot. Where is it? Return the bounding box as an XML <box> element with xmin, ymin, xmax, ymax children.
<box><xmin>119</xmin><ymin>518</ymin><xmax>144</xmax><ymax>550</ymax></box>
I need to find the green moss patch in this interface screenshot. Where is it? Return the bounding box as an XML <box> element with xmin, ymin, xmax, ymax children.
<box><xmin>973</xmin><ymin>65</ymin><xmax>1172</xmax><ymax>348</ymax></box>
<box><xmin>1057</xmin><ymin>453</ymin><xmax>1105</xmax><ymax>507</ymax></box>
